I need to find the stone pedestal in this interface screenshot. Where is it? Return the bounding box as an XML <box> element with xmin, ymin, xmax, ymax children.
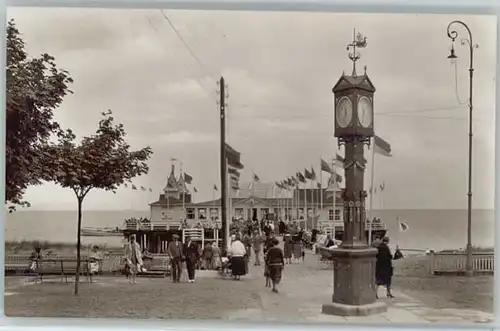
<box><xmin>322</xmin><ymin>247</ymin><xmax>387</xmax><ymax>316</ymax></box>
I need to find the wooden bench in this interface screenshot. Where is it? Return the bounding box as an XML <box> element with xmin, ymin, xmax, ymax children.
<box><xmin>36</xmin><ymin>259</ymin><xmax>92</xmax><ymax>283</ymax></box>
<box><xmin>119</xmin><ymin>256</ymin><xmax>170</xmax><ymax>278</ymax></box>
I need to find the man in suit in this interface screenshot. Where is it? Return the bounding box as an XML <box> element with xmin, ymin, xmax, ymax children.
<box><xmin>183</xmin><ymin>236</ymin><xmax>200</xmax><ymax>283</ymax></box>
<box><xmin>167</xmin><ymin>234</ymin><xmax>183</xmax><ymax>283</ymax></box>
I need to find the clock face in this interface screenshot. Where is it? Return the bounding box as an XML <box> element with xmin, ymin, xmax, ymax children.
<box><xmin>357</xmin><ymin>96</ymin><xmax>373</xmax><ymax>128</ymax></box>
<box><xmin>336</xmin><ymin>96</ymin><xmax>353</xmax><ymax>128</ymax></box>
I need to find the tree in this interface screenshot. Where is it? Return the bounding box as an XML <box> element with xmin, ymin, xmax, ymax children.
<box><xmin>42</xmin><ymin>110</ymin><xmax>153</xmax><ymax>295</ymax></box>
<box><xmin>6</xmin><ymin>19</ymin><xmax>73</xmax><ymax>210</ymax></box>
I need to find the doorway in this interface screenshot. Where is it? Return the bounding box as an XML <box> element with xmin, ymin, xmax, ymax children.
<box><xmin>252</xmin><ymin>208</ymin><xmax>258</xmax><ymax>220</ymax></box>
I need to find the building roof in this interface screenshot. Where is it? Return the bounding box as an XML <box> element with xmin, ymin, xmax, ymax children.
<box><xmin>164</xmin><ymin>164</ymin><xmax>178</xmax><ymax>192</ymax></box>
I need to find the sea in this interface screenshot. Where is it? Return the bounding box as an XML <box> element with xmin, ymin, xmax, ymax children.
<box><xmin>4</xmin><ymin>209</ymin><xmax>495</xmax><ymax>251</ymax></box>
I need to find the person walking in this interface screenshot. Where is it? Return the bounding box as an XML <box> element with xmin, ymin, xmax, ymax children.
<box><xmin>228</xmin><ymin>234</ymin><xmax>247</xmax><ymax>280</ymax></box>
<box><xmin>376</xmin><ymin>237</ymin><xmax>394</xmax><ymax>299</ymax></box>
<box><xmin>167</xmin><ymin>234</ymin><xmax>183</xmax><ymax>283</ymax></box>
<box><xmin>202</xmin><ymin>242</ymin><xmax>214</xmax><ymax>270</ymax></box>
<box><xmin>183</xmin><ymin>236</ymin><xmax>199</xmax><ymax>283</ymax></box>
<box><xmin>265</xmin><ymin>238</ymin><xmax>285</xmax><ymax>293</ymax></box>
<box><xmin>283</xmin><ymin>233</ymin><xmax>293</xmax><ymax>264</ymax></box>
<box><xmin>251</xmin><ymin>230</ymin><xmax>263</xmax><ymax>266</ymax></box>
<box><xmin>124</xmin><ymin>235</ymin><xmax>143</xmax><ymax>285</ymax></box>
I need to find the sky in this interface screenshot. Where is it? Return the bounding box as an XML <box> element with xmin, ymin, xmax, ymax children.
<box><xmin>6</xmin><ymin>8</ymin><xmax>497</xmax><ymax>210</ymax></box>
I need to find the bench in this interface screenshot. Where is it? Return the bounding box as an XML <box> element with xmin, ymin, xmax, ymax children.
<box><xmin>36</xmin><ymin>259</ymin><xmax>92</xmax><ymax>283</ymax></box>
<box><xmin>119</xmin><ymin>256</ymin><xmax>170</xmax><ymax>278</ymax></box>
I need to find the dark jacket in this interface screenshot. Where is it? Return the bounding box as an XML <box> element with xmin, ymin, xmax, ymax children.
<box><xmin>183</xmin><ymin>241</ymin><xmax>200</xmax><ymax>263</ymax></box>
<box><xmin>266</xmin><ymin>246</ymin><xmax>284</xmax><ymax>266</ymax></box>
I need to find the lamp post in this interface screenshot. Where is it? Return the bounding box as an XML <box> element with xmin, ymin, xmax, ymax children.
<box><xmin>446</xmin><ymin>20</ymin><xmax>478</xmax><ymax>277</ymax></box>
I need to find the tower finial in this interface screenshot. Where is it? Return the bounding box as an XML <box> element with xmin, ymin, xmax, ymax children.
<box><xmin>346</xmin><ymin>29</ymin><xmax>368</xmax><ymax>77</ymax></box>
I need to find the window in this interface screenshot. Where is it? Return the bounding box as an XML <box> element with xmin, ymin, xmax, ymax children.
<box><xmin>298</xmin><ymin>208</ymin><xmax>304</xmax><ymax>220</ymax></box>
<box><xmin>329</xmin><ymin>209</ymin><xmax>341</xmax><ymax>221</ymax></box>
<box><xmin>198</xmin><ymin>208</ymin><xmax>207</xmax><ymax>220</ymax></box>
<box><xmin>307</xmin><ymin>208</ymin><xmax>313</xmax><ymax>217</ymax></box>
<box><xmin>260</xmin><ymin>208</ymin><xmax>269</xmax><ymax>219</ymax></box>
<box><xmin>186</xmin><ymin>208</ymin><xmax>195</xmax><ymax>220</ymax></box>
<box><xmin>335</xmin><ymin>209</ymin><xmax>341</xmax><ymax>221</ymax></box>
<box><xmin>235</xmin><ymin>208</ymin><xmax>244</xmax><ymax>219</ymax></box>
<box><xmin>209</xmin><ymin>208</ymin><xmax>219</xmax><ymax>220</ymax></box>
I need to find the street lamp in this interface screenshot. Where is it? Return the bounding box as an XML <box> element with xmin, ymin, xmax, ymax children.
<box><xmin>446</xmin><ymin>20</ymin><xmax>478</xmax><ymax>277</ymax></box>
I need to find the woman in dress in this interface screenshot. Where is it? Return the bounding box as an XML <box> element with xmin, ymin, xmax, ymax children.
<box><xmin>375</xmin><ymin>237</ymin><xmax>394</xmax><ymax>298</ymax></box>
<box><xmin>283</xmin><ymin>233</ymin><xmax>293</xmax><ymax>264</ymax></box>
<box><xmin>89</xmin><ymin>245</ymin><xmax>102</xmax><ymax>276</ymax></box>
<box><xmin>228</xmin><ymin>234</ymin><xmax>247</xmax><ymax>280</ymax></box>
<box><xmin>265</xmin><ymin>238</ymin><xmax>285</xmax><ymax>293</ymax></box>
<box><xmin>124</xmin><ymin>234</ymin><xmax>143</xmax><ymax>285</ymax></box>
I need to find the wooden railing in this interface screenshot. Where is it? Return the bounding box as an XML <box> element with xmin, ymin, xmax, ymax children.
<box><xmin>124</xmin><ymin>221</ymin><xmax>182</xmax><ymax>231</ymax></box>
<box><xmin>430</xmin><ymin>251</ymin><xmax>494</xmax><ymax>275</ymax></box>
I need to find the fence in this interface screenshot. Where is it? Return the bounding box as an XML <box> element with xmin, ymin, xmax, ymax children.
<box><xmin>430</xmin><ymin>251</ymin><xmax>494</xmax><ymax>275</ymax></box>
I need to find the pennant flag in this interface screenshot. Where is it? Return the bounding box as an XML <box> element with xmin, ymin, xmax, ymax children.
<box><xmin>317</xmin><ymin>182</ymin><xmax>322</xmax><ymax>189</ymax></box>
<box><xmin>336</xmin><ymin>154</ymin><xmax>345</xmax><ymax>166</ymax></box>
<box><xmin>311</xmin><ymin>167</ymin><xmax>317</xmax><ymax>180</ymax></box>
<box><xmin>380</xmin><ymin>182</ymin><xmax>385</xmax><ymax>191</ymax></box>
<box><xmin>184</xmin><ymin>173</ymin><xmax>193</xmax><ymax>185</ymax></box>
<box><xmin>213</xmin><ymin>184</ymin><xmax>218</xmax><ymax>191</ymax></box>
<box><xmin>149</xmin><ymin>188</ymin><xmax>153</xmax><ymax>192</ymax></box>
<box><xmin>193</xmin><ymin>187</ymin><xmax>198</xmax><ymax>193</ymax></box>
<box><xmin>253</xmin><ymin>173</ymin><xmax>260</xmax><ymax>182</ymax></box>
<box><xmin>296</xmin><ymin>172</ymin><xmax>306</xmax><ymax>183</ymax></box>
<box><xmin>275</xmin><ymin>181</ymin><xmax>282</xmax><ymax>189</ymax></box>
<box><xmin>399</xmin><ymin>221</ymin><xmax>409</xmax><ymax>232</ymax></box>
<box><xmin>225</xmin><ymin>143</ymin><xmax>244</xmax><ymax>169</ymax></box>
<box><xmin>140</xmin><ymin>186</ymin><xmax>146</xmax><ymax>191</ymax></box>
<box><xmin>124</xmin><ymin>183</ymin><xmax>128</xmax><ymax>188</ymax></box>
<box><xmin>321</xmin><ymin>158</ymin><xmax>333</xmax><ymax>173</ymax></box>
<box><xmin>304</xmin><ymin>168</ymin><xmax>313</xmax><ymax>180</ymax></box>
<box><xmin>374</xmin><ymin>135</ymin><xmax>392</xmax><ymax>157</ymax></box>
<box><xmin>292</xmin><ymin>177</ymin><xmax>299</xmax><ymax>186</ymax></box>
<box><xmin>131</xmin><ymin>185</ymin><xmax>137</xmax><ymax>190</ymax></box>
<box><xmin>171</xmin><ymin>157</ymin><xmax>178</xmax><ymax>162</ymax></box>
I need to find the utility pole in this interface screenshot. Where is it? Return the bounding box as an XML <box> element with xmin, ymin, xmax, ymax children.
<box><xmin>218</xmin><ymin>77</ymin><xmax>228</xmax><ymax>250</ymax></box>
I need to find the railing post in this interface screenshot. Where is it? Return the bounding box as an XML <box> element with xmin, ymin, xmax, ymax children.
<box><xmin>429</xmin><ymin>252</ymin><xmax>435</xmax><ymax>275</ymax></box>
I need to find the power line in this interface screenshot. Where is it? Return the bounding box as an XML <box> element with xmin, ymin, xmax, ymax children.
<box><xmin>159</xmin><ymin>10</ymin><xmax>214</xmax><ymax>81</ymax></box>
<box><xmin>144</xmin><ymin>15</ymin><xmax>213</xmax><ymax>98</ymax></box>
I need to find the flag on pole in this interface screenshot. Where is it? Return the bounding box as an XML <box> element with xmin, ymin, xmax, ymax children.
<box><xmin>124</xmin><ymin>183</ymin><xmax>128</xmax><ymax>188</ymax></box>
<box><xmin>253</xmin><ymin>173</ymin><xmax>260</xmax><ymax>182</ymax></box>
<box><xmin>310</xmin><ymin>167</ymin><xmax>317</xmax><ymax>180</ymax></box>
<box><xmin>321</xmin><ymin>158</ymin><xmax>333</xmax><ymax>173</ymax></box>
<box><xmin>213</xmin><ymin>184</ymin><xmax>218</xmax><ymax>191</ymax></box>
<box><xmin>171</xmin><ymin>157</ymin><xmax>178</xmax><ymax>162</ymax></box>
<box><xmin>336</xmin><ymin>153</ymin><xmax>345</xmax><ymax>167</ymax></box>
<box><xmin>380</xmin><ymin>182</ymin><xmax>385</xmax><ymax>191</ymax></box>
<box><xmin>184</xmin><ymin>173</ymin><xmax>193</xmax><ymax>185</ymax></box>
<box><xmin>304</xmin><ymin>168</ymin><xmax>313</xmax><ymax>180</ymax></box>
<box><xmin>296</xmin><ymin>172</ymin><xmax>306</xmax><ymax>183</ymax></box>
<box><xmin>149</xmin><ymin>188</ymin><xmax>153</xmax><ymax>192</ymax></box>
<box><xmin>140</xmin><ymin>186</ymin><xmax>146</xmax><ymax>191</ymax></box>
<box><xmin>225</xmin><ymin>143</ymin><xmax>244</xmax><ymax>169</ymax></box>
<box><xmin>399</xmin><ymin>221</ymin><xmax>409</xmax><ymax>232</ymax></box>
<box><xmin>317</xmin><ymin>182</ymin><xmax>321</xmax><ymax>189</ymax></box>
<box><xmin>193</xmin><ymin>187</ymin><xmax>198</xmax><ymax>193</ymax></box>
<box><xmin>131</xmin><ymin>185</ymin><xmax>137</xmax><ymax>190</ymax></box>
<box><xmin>374</xmin><ymin>135</ymin><xmax>392</xmax><ymax>157</ymax></box>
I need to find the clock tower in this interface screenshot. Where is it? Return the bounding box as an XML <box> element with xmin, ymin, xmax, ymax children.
<box><xmin>322</xmin><ymin>30</ymin><xmax>387</xmax><ymax>317</ymax></box>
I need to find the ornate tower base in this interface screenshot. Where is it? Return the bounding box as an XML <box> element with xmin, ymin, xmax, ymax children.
<box><xmin>321</xmin><ymin>248</ymin><xmax>387</xmax><ymax>316</ymax></box>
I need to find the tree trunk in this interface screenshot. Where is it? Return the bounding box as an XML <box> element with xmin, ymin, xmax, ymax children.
<box><xmin>75</xmin><ymin>197</ymin><xmax>83</xmax><ymax>295</ymax></box>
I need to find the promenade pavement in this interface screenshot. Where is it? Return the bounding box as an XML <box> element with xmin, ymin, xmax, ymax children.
<box><xmin>4</xmin><ymin>248</ymin><xmax>494</xmax><ymax>324</ymax></box>
<box><xmin>229</xmin><ymin>251</ymin><xmax>494</xmax><ymax>325</ymax></box>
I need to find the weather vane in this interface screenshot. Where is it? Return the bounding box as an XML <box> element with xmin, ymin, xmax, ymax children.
<box><xmin>346</xmin><ymin>29</ymin><xmax>367</xmax><ymax>76</ymax></box>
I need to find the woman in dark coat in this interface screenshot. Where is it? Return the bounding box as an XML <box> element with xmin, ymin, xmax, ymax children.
<box><xmin>283</xmin><ymin>233</ymin><xmax>293</xmax><ymax>264</ymax></box>
<box><xmin>265</xmin><ymin>238</ymin><xmax>285</xmax><ymax>293</ymax></box>
<box><xmin>375</xmin><ymin>237</ymin><xmax>394</xmax><ymax>298</ymax></box>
